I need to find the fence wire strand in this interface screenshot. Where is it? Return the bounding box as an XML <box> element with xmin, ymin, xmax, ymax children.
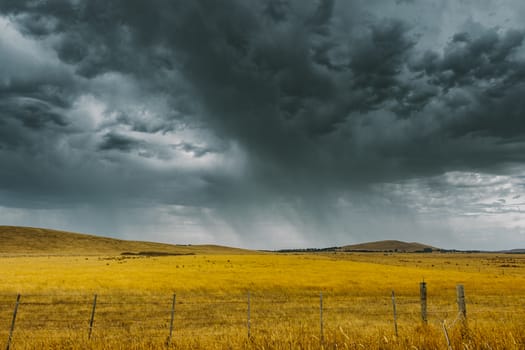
<box><xmin>2</xmin><ymin>291</ymin><xmax>525</xmax><ymax>347</ymax></box>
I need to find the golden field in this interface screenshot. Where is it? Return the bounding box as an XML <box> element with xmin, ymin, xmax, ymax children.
<box><xmin>1</xmin><ymin>227</ymin><xmax>525</xmax><ymax>349</ymax></box>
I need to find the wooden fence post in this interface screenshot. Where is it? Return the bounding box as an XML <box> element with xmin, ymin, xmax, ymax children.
<box><xmin>247</xmin><ymin>291</ymin><xmax>251</xmax><ymax>338</ymax></box>
<box><xmin>5</xmin><ymin>294</ymin><xmax>20</xmax><ymax>350</ymax></box>
<box><xmin>420</xmin><ymin>282</ymin><xmax>427</xmax><ymax>324</ymax></box>
<box><xmin>168</xmin><ymin>294</ymin><xmax>176</xmax><ymax>346</ymax></box>
<box><xmin>391</xmin><ymin>290</ymin><xmax>398</xmax><ymax>337</ymax></box>
<box><xmin>320</xmin><ymin>292</ymin><xmax>324</xmax><ymax>344</ymax></box>
<box><xmin>456</xmin><ymin>285</ymin><xmax>466</xmax><ymax>319</ymax></box>
<box><xmin>456</xmin><ymin>284</ymin><xmax>467</xmax><ymax>331</ymax></box>
<box><xmin>88</xmin><ymin>294</ymin><xmax>97</xmax><ymax>340</ymax></box>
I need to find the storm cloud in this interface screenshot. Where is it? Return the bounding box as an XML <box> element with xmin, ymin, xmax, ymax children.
<box><xmin>1</xmin><ymin>0</ymin><xmax>525</xmax><ymax>249</ymax></box>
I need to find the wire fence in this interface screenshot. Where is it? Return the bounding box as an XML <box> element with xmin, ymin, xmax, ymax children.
<box><xmin>1</xmin><ymin>285</ymin><xmax>525</xmax><ymax>349</ymax></box>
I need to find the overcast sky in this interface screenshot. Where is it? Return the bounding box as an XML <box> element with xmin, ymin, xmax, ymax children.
<box><xmin>1</xmin><ymin>0</ymin><xmax>525</xmax><ymax>250</ymax></box>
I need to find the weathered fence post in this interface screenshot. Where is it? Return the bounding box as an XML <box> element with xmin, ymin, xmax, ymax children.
<box><xmin>168</xmin><ymin>293</ymin><xmax>176</xmax><ymax>346</ymax></box>
<box><xmin>456</xmin><ymin>284</ymin><xmax>467</xmax><ymax>333</ymax></box>
<box><xmin>420</xmin><ymin>282</ymin><xmax>427</xmax><ymax>324</ymax></box>
<box><xmin>88</xmin><ymin>294</ymin><xmax>97</xmax><ymax>340</ymax></box>
<box><xmin>391</xmin><ymin>290</ymin><xmax>398</xmax><ymax>336</ymax></box>
<box><xmin>456</xmin><ymin>284</ymin><xmax>466</xmax><ymax>319</ymax></box>
<box><xmin>6</xmin><ymin>293</ymin><xmax>20</xmax><ymax>350</ymax></box>
<box><xmin>320</xmin><ymin>292</ymin><xmax>324</xmax><ymax>344</ymax></box>
<box><xmin>247</xmin><ymin>291</ymin><xmax>251</xmax><ymax>338</ymax></box>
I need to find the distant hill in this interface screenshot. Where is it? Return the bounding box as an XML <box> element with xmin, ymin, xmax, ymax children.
<box><xmin>274</xmin><ymin>240</ymin><xmax>439</xmax><ymax>253</ymax></box>
<box><xmin>499</xmin><ymin>248</ymin><xmax>525</xmax><ymax>254</ymax></box>
<box><xmin>0</xmin><ymin>226</ymin><xmax>253</xmax><ymax>256</ymax></box>
<box><xmin>338</xmin><ymin>240</ymin><xmax>437</xmax><ymax>253</ymax></box>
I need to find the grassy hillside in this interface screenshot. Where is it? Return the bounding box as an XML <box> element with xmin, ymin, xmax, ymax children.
<box><xmin>339</xmin><ymin>239</ymin><xmax>436</xmax><ymax>252</ymax></box>
<box><xmin>0</xmin><ymin>226</ymin><xmax>253</xmax><ymax>256</ymax></box>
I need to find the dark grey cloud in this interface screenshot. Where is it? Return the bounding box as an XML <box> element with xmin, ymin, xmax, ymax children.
<box><xmin>98</xmin><ymin>132</ymin><xmax>141</xmax><ymax>152</ymax></box>
<box><xmin>1</xmin><ymin>0</ymin><xmax>525</xmax><ymax>249</ymax></box>
<box><xmin>412</xmin><ymin>28</ymin><xmax>524</xmax><ymax>90</ymax></box>
<box><xmin>407</xmin><ymin>25</ymin><xmax>525</xmax><ymax>143</ymax></box>
<box><xmin>2</xmin><ymin>97</ymin><xmax>68</xmax><ymax>130</ymax></box>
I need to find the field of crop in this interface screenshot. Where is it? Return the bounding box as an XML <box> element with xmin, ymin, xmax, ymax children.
<box><xmin>1</xmin><ymin>252</ymin><xmax>525</xmax><ymax>349</ymax></box>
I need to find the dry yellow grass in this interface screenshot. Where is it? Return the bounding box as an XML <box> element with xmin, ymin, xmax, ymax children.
<box><xmin>0</xmin><ymin>252</ymin><xmax>524</xmax><ymax>349</ymax></box>
<box><xmin>1</xmin><ymin>227</ymin><xmax>525</xmax><ymax>349</ymax></box>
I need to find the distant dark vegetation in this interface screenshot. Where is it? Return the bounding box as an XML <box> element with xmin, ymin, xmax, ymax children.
<box><xmin>275</xmin><ymin>247</ymin><xmax>341</xmax><ymax>253</ymax></box>
<box><xmin>275</xmin><ymin>247</ymin><xmax>524</xmax><ymax>254</ymax></box>
<box><xmin>121</xmin><ymin>251</ymin><xmax>195</xmax><ymax>257</ymax></box>
<box><xmin>275</xmin><ymin>247</ymin><xmax>437</xmax><ymax>253</ymax></box>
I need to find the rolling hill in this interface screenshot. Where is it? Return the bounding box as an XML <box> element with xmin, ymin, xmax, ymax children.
<box><xmin>338</xmin><ymin>240</ymin><xmax>437</xmax><ymax>252</ymax></box>
<box><xmin>0</xmin><ymin>226</ymin><xmax>253</xmax><ymax>256</ymax></box>
<box><xmin>0</xmin><ymin>226</ymin><xmax>441</xmax><ymax>256</ymax></box>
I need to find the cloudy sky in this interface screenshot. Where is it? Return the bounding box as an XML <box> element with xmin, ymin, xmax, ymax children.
<box><xmin>1</xmin><ymin>0</ymin><xmax>525</xmax><ymax>250</ymax></box>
